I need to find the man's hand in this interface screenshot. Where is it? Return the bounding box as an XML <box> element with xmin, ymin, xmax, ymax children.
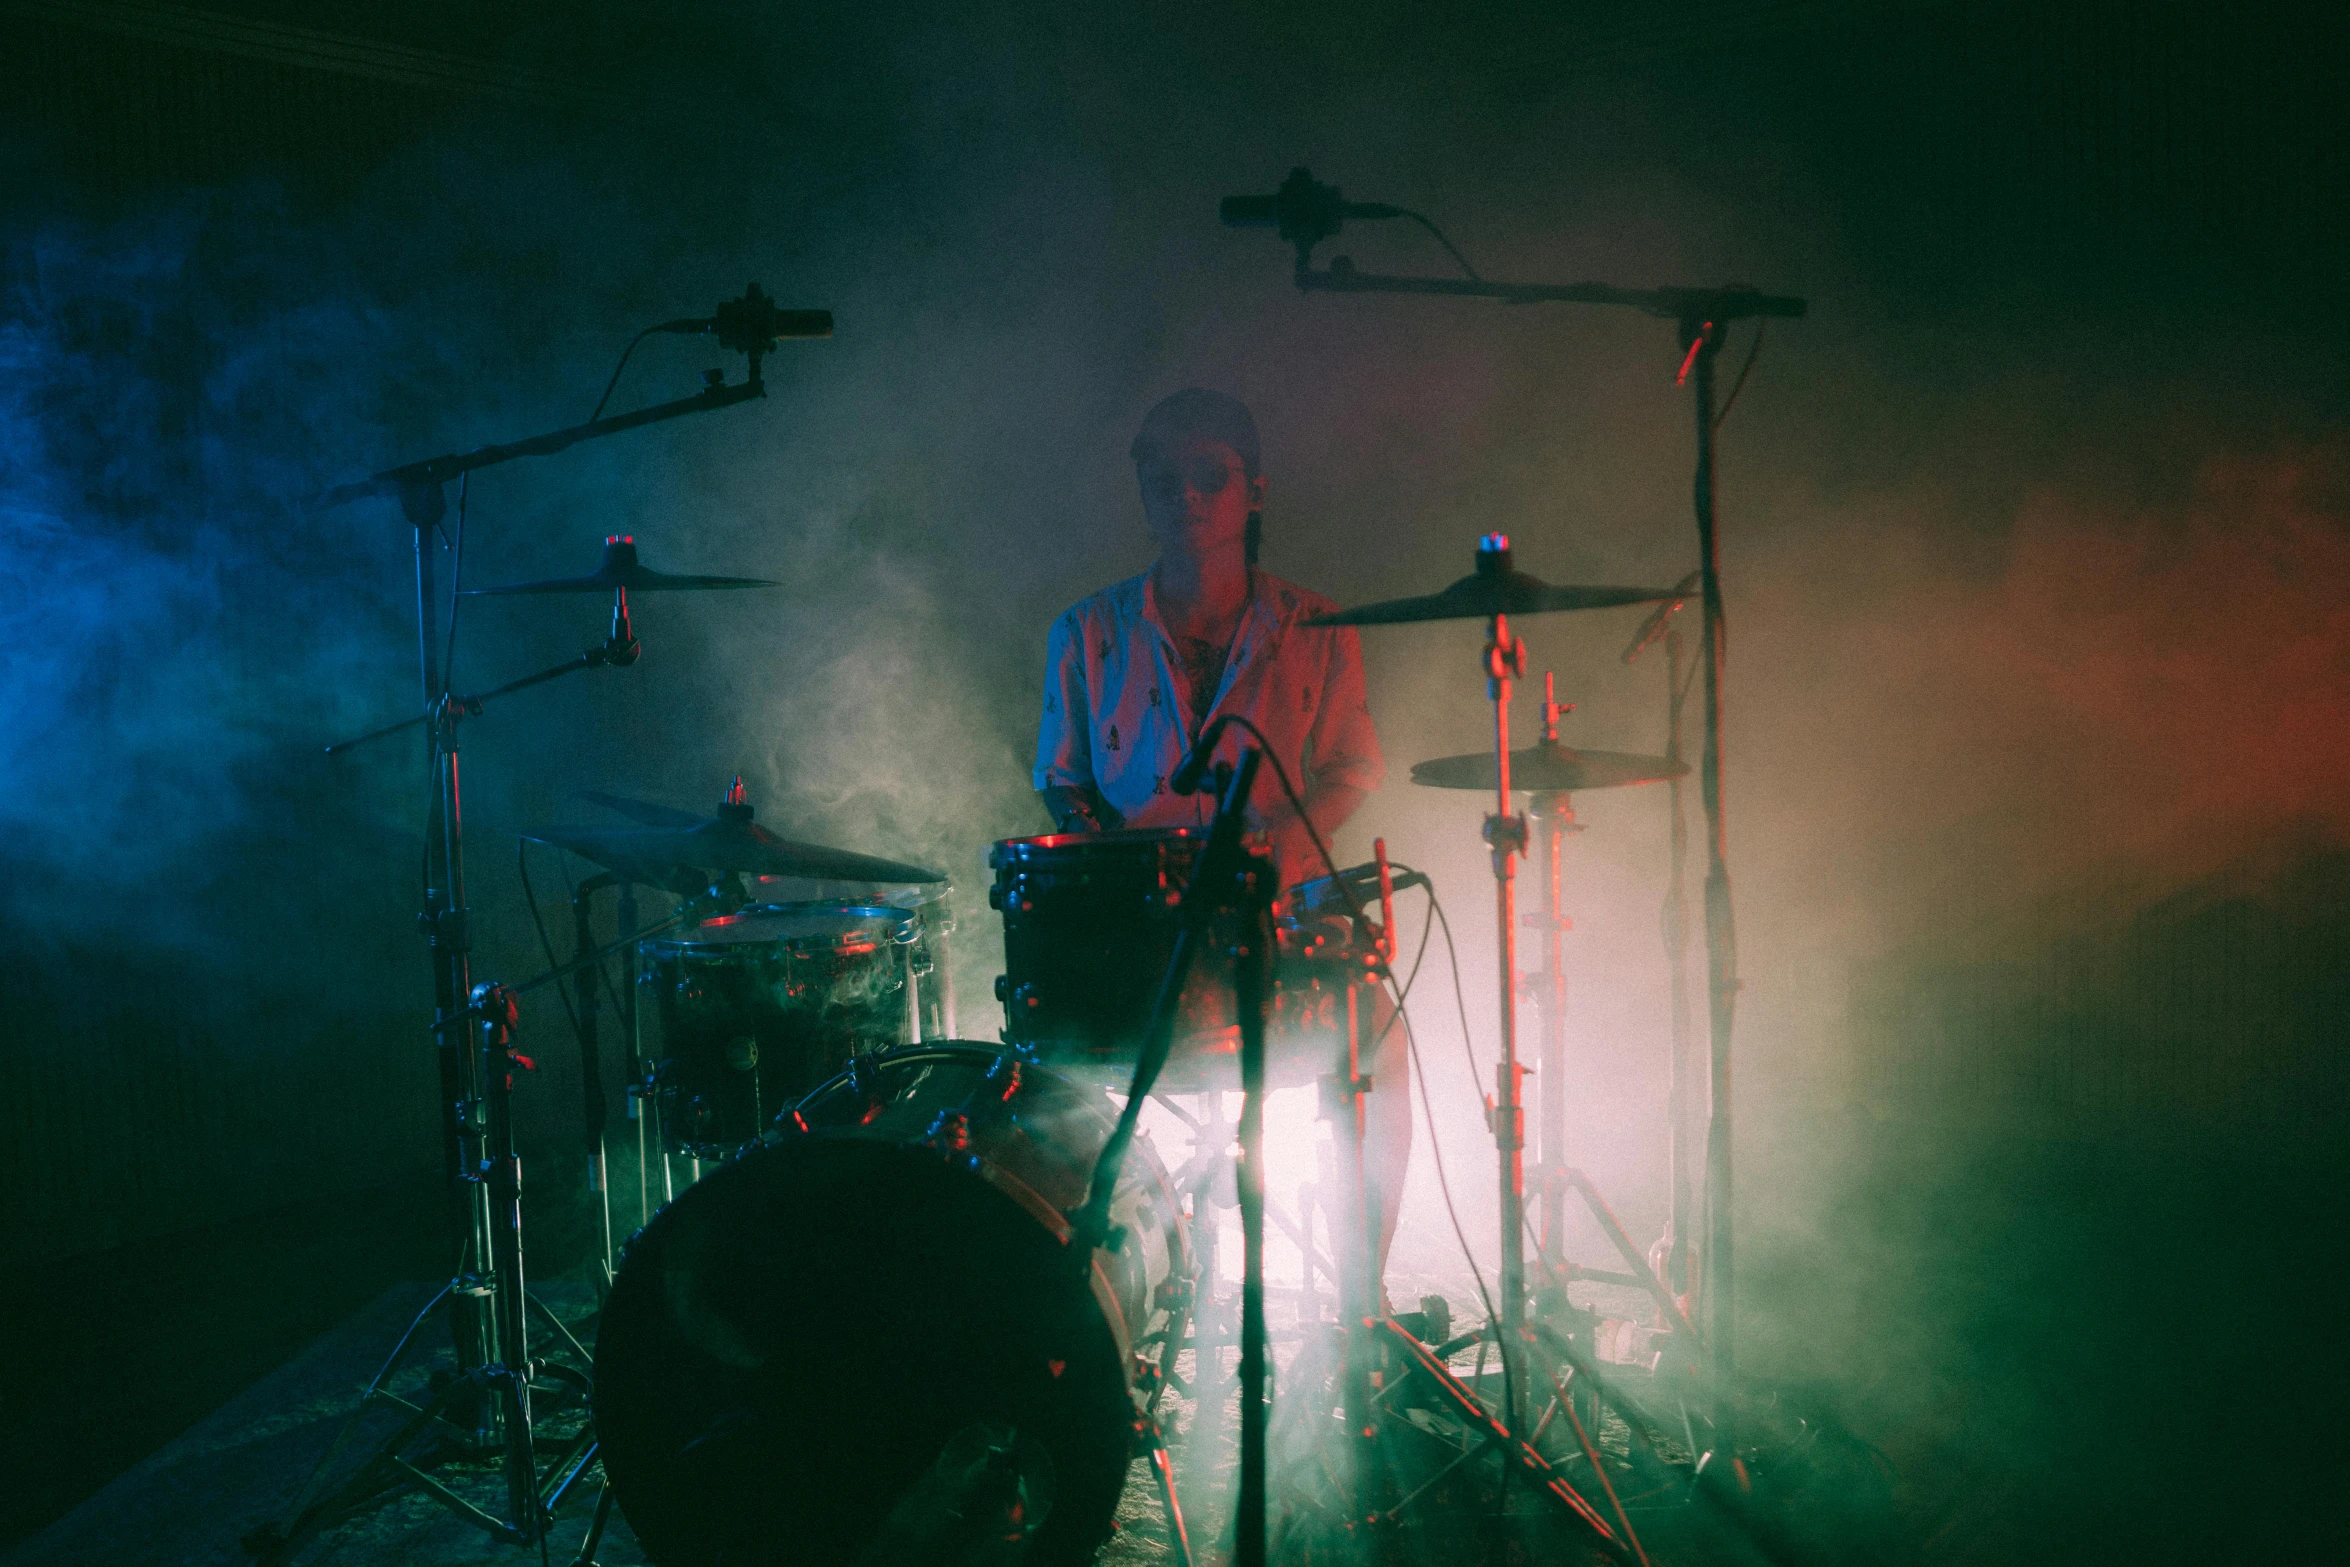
<box><xmin>1254</xmin><ymin>781</ymin><xmax>1370</xmax><ymax>882</ymax></box>
<box><xmin>1038</xmin><ymin>784</ymin><xmax>1116</xmax><ymax>835</ymax></box>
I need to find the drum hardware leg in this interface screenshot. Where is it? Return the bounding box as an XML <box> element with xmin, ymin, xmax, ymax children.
<box><xmin>1538</xmin><ymin>1362</ymin><xmax>1653</xmax><ymax>1567</ymax></box>
<box><xmin>1530</xmin><ymin>1321</ymin><xmax>1682</xmax><ymax>1467</ymax></box>
<box><xmin>1656</xmin><ymin>627</ymin><xmax>1698</xmax><ymax>1303</ymax></box>
<box><xmin>539</xmin><ymin>1430</ymin><xmax>600</xmax><ymax>1517</ymax></box>
<box><xmin>1136</xmin><ymin>1400</ymin><xmax>1197</xmax><ymax>1567</ymax></box>
<box><xmin>1529</xmin><ymin>783</ymin><xmax>1574</xmax><ymax>1274</ymax></box>
<box><xmin>571</xmin><ymin>873</ymin><xmax>620</xmax><ymax>1291</ymax></box>
<box><xmin>570</xmin><ymin>1482</ymin><xmax>616</xmax><ymax>1567</ymax></box>
<box><xmin>1319</xmin><ymin>974</ymin><xmax>1394</xmax><ymax>1528</ymax></box>
<box><xmin>619</xmin><ymin>877</ymin><xmax>647</xmax><ymax>1238</ymax></box>
<box><xmin>1264</xmin><ymin>1191</ymin><xmax>1336</xmax><ymax>1317</ymax></box>
<box><xmin>933</xmin><ymin>936</ymin><xmax>957</xmax><ymax>1038</ymax></box>
<box><xmin>472</xmin><ymin>983</ymin><xmax>545</xmax><ymax>1542</ymax></box>
<box><xmin>902</xmin><ymin>938</ymin><xmax>924</xmax><ymax>1043</ymax></box>
<box><xmin>1374</xmin><ymin>1320</ymin><xmax>1630</xmax><ymax>1558</ymax></box>
<box><xmin>627</xmin><ymin>1071</ymin><xmax>655</xmax><ymax>1233</ymax></box>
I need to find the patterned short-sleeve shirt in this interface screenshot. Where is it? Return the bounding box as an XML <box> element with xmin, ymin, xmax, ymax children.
<box><xmin>1034</xmin><ymin>569</ymin><xmax>1385</xmax><ymax>864</ymax></box>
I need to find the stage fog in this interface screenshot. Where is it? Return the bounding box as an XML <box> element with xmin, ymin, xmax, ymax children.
<box><xmin>4</xmin><ymin>4</ymin><xmax>2344</xmax><ymax>1562</ymax></box>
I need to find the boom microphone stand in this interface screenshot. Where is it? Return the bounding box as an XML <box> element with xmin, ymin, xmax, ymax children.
<box><xmin>250</xmin><ymin>288</ymin><xmax>820</xmax><ymax>1560</ymax></box>
<box><xmin>1222</xmin><ymin>173</ymin><xmax>1803</xmax><ymax>1442</ymax></box>
<box><xmin>1069</xmin><ymin>751</ymin><xmax>1273</xmax><ymax>1567</ymax></box>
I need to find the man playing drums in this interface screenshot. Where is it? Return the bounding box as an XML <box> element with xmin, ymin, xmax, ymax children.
<box><xmin>1033</xmin><ymin>387</ymin><xmax>1410</xmax><ymax>1275</ymax></box>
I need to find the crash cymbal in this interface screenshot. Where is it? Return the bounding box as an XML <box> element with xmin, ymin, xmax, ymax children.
<box><xmin>1410</xmin><ymin>739</ymin><xmax>1688</xmax><ymax>794</ymax></box>
<box><xmin>462</xmin><ymin>536</ymin><xmax>777</xmax><ymax>596</ymax></box>
<box><xmin>1304</xmin><ymin>534</ymin><xmax>1681</xmax><ymax>627</ymax></box>
<box><xmin>529</xmin><ymin>780</ymin><xmax>948</xmax><ymax>886</ymax></box>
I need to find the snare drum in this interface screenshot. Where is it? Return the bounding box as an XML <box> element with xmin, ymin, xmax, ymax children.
<box><xmin>989</xmin><ymin>830</ymin><xmax>1377</xmax><ymax>1091</ymax></box>
<box><xmin>644</xmin><ymin>901</ymin><xmax>932</xmax><ymax>1157</ymax></box>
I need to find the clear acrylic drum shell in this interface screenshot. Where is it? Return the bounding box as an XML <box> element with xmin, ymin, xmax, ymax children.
<box><xmin>644</xmin><ymin>903</ymin><xmax>922</xmax><ymax>1155</ymax></box>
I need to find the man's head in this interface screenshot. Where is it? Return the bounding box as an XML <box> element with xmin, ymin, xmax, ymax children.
<box><xmin>1131</xmin><ymin>388</ymin><xmax>1266</xmax><ymax>565</ymax></box>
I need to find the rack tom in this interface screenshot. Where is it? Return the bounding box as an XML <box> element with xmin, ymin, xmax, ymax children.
<box><xmin>989</xmin><ymin>830</ymin><xmax>1375</xmax><ymax>1091</ymax></box>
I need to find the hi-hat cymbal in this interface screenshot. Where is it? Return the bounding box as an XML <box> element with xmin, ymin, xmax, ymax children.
<box><xmin>462</xmin><ymin>536</ymin><xmax>777</xmax><ymax>596</ymax></box>
<box><xmin>1411</xmin><ymin>739</ymin><xmax>1688</xmax><ymax>794</ymax></box>
<box><xmin>1304</xmin><ymin>534</ymin><xmax>1681</xmax><ymax>627</ymax></box>
<box><xmin>529</xmin><ymin>782</ymin><xmax>947</xmax><ymax>886</ymax></box>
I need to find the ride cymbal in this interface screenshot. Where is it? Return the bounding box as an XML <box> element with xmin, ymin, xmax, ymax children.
<box><xmin>1410</xmin><ymin>740</ymin><xmax>1687</xmax><ymax>794</ymax></box>
<box><xmin>1304</xmin><ymin>534</ymin><xmax>1680</xmax><ymax>627</ymax></box>
<box><xmin>462</xmin><ymin>536</ymin><xmax>777</xmax><ymax>596</ymax></box>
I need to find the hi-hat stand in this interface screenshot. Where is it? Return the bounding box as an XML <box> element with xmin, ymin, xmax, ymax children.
<box><xmin>1223</xmin><ymin>172</ymin><xmax>1804</xmax><ymax>1445</ymax></box>
<box><xmin>250</xmin><ymin>288</ymin><xmax>815</xmax><ymax>1561</ymax></box>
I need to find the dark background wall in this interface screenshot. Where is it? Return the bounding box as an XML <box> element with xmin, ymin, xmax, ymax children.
<box><xmin>2</xmin><ymin>0</ymin><xmax>2344</xmax><ymax>1557</ymax></box>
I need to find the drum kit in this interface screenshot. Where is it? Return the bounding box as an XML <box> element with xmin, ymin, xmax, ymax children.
<box><xmin>252</xmin><ymin>288</ymin><xmax>1754</xmax><ymax>1567</ymax></box>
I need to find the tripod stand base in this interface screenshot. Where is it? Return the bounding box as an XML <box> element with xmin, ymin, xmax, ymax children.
<box><xmin>244</xmin><ymin>1285</ymin><xmax>599</xmax><ymax>1564</ymax></box>
<box><xmin>1265</xmin><ymin>1314</ymin><xmax>1633</xmax><ymax>1564</ymax></box>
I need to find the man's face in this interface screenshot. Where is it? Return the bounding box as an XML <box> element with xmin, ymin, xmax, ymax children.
<box><xmin>1136</xmin><ymin>436</ymin><xmax>1264</xmax><ymax>558</ymax></box>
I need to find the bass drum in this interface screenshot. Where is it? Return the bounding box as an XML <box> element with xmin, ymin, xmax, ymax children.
<box><xmin>594</xmin><ymin>1043</ymin><xmax>1190</xmax><ymax>1567</ymax></box>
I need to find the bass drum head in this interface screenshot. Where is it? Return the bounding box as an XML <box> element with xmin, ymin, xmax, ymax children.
<box><xmin>594</xmin><ymin>1132</ymin><xmax>1135</xmax><ymax>1566</ymax></box>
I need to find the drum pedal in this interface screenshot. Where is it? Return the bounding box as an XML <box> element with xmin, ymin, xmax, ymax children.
<box><xmin>1389</xmin><ymin>1293</ymin><xmax>1453</xmax><ymax>1346</ymax></box>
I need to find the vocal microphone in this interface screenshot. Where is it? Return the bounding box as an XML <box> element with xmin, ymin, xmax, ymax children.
<box><xmin>650</xmin><ymin>283</ymin><xmax>833</xmax><ymax>346</ymax></box>
<box><xmin>1622</xmin><ymin>569</ymin><xmax>1701</xmax><ymax>664</ymax></box>
<box><xmin>1220</xmin><ymin>168</ymin><xmax>1399</xmax><ymax>250</ymax></box>
<box><xmin>1170</xmin><ymin>715</ymin><xmax>1235</xmax><ymax>796</ymax></box>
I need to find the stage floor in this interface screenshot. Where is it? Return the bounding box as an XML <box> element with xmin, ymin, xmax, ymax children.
<box><xmin>0</xmin><ymin>1279</ymin><xmax>1225</xmax><ymax>1567</ymax></box>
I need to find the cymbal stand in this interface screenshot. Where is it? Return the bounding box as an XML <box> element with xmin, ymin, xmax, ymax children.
<box><xmin>1244</xmin><ymin>179</ymin><xmax>1804</xmax><ymax>1446</ymax></box>
<box><xmin>1474</xmin><ymin>535</ymin><xmax>1534</xmax><ymax>1432</ymax></box>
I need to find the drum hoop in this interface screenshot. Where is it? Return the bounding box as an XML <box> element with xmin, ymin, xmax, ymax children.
<box><xmin>783</xmin><ymin>1041</ymin><xmax>1161</xmax><ymax>1369</ymax></box>
<box><xmin>648</xmin><ymin>902</ymin><xmax>921</xmax><ymax>957</ymax></box>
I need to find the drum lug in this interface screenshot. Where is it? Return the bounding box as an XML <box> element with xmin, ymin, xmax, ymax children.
<box><xmin>925</xmin><ymin>1110</ymin><xmax>973</xmax><ymax>1154</ymax></box>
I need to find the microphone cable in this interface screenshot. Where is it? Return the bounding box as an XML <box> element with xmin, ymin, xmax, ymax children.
<box><xmin>1394</xmin><ymin>207</ymin><xmax>1484</xmax><ymax>282</ymax></box>
<box><xmin>589</xmin><ymin>324</ymin><xmax>665</xmax><ymax>423</ymax></box>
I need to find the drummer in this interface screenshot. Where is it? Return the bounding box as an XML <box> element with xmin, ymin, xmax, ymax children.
<box><xmin>1033</xmin><ymin>387</ymin><xmax>1410</xmax><ymax>1275</ymax></box>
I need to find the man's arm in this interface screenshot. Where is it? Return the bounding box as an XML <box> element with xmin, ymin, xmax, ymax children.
<box><xmin>1034</xmin><ymin>610</ymin><xmax>1116</xmax><ymax>834</ymax></box>
<box><xmin>1279</xmin><ymin>622</ymin><xmax>1385</xmax><ymax>876</ymax></box>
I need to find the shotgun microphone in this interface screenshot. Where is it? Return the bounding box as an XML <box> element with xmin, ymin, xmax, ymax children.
<box><xmin>1170</xmin><ymin>715</ymin><xmax>1235</xmax><ymax>796</ymax></box>
<box><xmin>651</xmin><ymin>283</ymin><xmax>833</xmax><ymax>346</ymax></box>
<box><xmin>1623</xmin><ymin>569</ymin><xmax>1701</xmax><ymax>664</ymax></box>
<box><xmin>1220</xmin><ymin>168</ymin><xmax>1399</xmax><ymax>249</ymax></box>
